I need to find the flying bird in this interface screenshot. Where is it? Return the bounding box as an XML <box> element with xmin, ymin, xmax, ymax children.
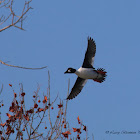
<box><xmin>64</xmin><ymin>37</ymin><xmax>107</xmax><ymax>100</ymax></box>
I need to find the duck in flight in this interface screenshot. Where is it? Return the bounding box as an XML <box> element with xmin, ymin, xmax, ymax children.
<box><xmin>64</xmin><ymin>37</ymin><xmax>107</xmax><ymax>100</ymax></box>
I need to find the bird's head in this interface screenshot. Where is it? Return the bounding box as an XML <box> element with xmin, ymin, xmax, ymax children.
<box><xmin>64</xmin><ymin>68</ymin><xmax>76</xmax><ymax>74</ymax></box>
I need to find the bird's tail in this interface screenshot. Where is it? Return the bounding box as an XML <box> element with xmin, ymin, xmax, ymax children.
<box><xmin>93</xmin><ymin>68</ymin><xmax>107</xmax><ymax>83</ymax></box>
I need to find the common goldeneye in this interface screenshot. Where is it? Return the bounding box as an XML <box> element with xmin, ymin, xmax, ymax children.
<box><xmin>64</xmin><ymin>37</ymin><xmax>107</xmax><ymax>100</ymax></box>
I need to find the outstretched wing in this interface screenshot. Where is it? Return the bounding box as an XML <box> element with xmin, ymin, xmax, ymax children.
<box><xmin>67</xmin><ymin>77</ymin><xmax>87</xmax><ymax>100</ymax></box>
<box><xmin>82</xmin><ymin>37</ymin><xmax>96</xmax><ymax>68</ymax></box>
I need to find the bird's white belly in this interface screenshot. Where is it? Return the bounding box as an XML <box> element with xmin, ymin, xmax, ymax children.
<box><xmin>75</xmin><ymin>67</ymin><xmax>98</xmax><ymax>79</ymax></box>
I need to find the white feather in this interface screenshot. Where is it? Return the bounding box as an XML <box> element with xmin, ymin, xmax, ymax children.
<box><xmin>75</xmin><ymin>67</ymin><xmax>98</xmax><ymax>79</ymax></box>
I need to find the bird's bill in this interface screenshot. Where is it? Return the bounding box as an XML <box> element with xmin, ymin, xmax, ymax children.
<box><xmin>64</xmin><ymin>70</ymin><xmax>68</xmax><ymax>74</ymax></box>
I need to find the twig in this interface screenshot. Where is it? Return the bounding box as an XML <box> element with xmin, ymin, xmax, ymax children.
<box><xmin>24</xmin><ymin>133</ymin><xmax>43</xmax><ymax>140</ymax></box>
<box><xmin>64</xmin><ymin>79</ymin><xmax>70</xmax><ymax>122</ymax></box>
<box><xmin>0</xmin><ymin>84</ymin><xmax>3</xmax><ymax>95</ymax></box>
<box><xmin>0</xmin><ymin>0</ymin><xmax>33</xmax><ymax>32</ymax></box>
<box><xmin>0</xmin><ymin>60</ymin><xmax>47</xmax><ymax>70</ymax></box>
<box><xmin>48</xmin><ymin>71</ymin><xmax>53</xmax><ymax>135</ymax></box>
<box><xmin>0</xmin><ymin>0</ymin><xmax>10</xmax><ymax>8</ymax></box>
<box><xmin>31</xmin><ymin>111</ymin><xmax>46</xmax><ymax>135</ymax></box>
<box><xmin>0</xmin><ymin>13</ymin><xmax>12</xmax><ymax>25</ymax></box>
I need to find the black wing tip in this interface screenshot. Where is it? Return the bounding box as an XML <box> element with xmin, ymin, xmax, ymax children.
<box><xmin>66</xmin><ymin>96</ymin><xmax>70</xmax><ymax>100</ymax></box>
<box><xmin>87</xmin><ymin>36</ymin><xmax>93</xmax><ymax>41</ymax></box>
<box><xmin>87</xmin><ymin>36</ymin><xmax>96</xmax><ymax>44</ymax></box>
<box><xmin>66</xmin><ymin>95</ymin><xmax>75</xmax><ymax>100</ymax></box>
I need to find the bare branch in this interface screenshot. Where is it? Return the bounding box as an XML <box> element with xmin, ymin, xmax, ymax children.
<box><xmin>48</xmin><ymin>71</ymin><xmax>53</xmax><ymax>134</ymax></box>
<box><xmin>0</xmin><ymin>0</ymin><xmax>33</xmax><ymax>32</ymax></box>
<box><xmin>0</xmin><ymin>0</ymin><xmax>10</xmax><ymax>8</ymax></box>
<box><xmin>64</xmin><ymin>79</ymin><xmax>70</xmax><ymax>122</ymax></box>
<box><xmin>31</xmin><ymin>111</ymin><xmax>46</xmax><ymax>136</ymax></box>
<box><xmin>0</xmin><ymin>60</ymin><xmax>47</xmax><ymax>70</ymax></box>
<box><xmin>0</xmin><ymin>84</ymin><xmax>3</xmax><ymax>95</ymax></box>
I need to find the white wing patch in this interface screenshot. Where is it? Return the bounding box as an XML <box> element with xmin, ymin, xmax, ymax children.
<box><xmin>82</xmin><ymin>37</ymin><xmax>96</xmax><ymax>68</ymax></box>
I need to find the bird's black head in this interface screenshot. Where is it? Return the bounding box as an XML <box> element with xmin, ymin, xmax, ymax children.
<box><xmin>64</xmin><ymin>68</ymin><xmax>76</xmax><ymax>74</ymax></box>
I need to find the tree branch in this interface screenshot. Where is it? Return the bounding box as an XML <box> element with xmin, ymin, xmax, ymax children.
<box><xmin>0</xmin><ymin>60</ymin><xmax>47</xmax><ymax>70</ymax></box>
<box><xmin>0</xmin><ymin>84</ymin><xmax>3</xmax><ymax>95</ymax></box>
<box><xmin>0</xmin><ymin>0</ymin><xmax>33</xmax><ymax>32</ymax></box>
